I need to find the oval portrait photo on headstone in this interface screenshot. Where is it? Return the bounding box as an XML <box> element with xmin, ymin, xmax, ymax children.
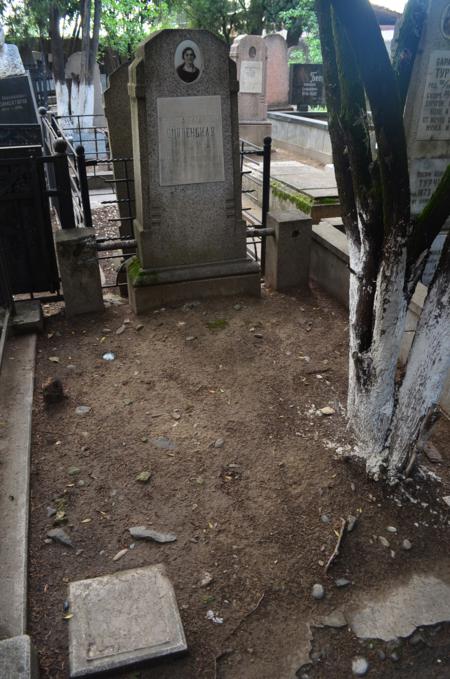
<box><xmin>175</xmin><ymin>40</ymin><xmax>203</xmax><ymax>84</ymax></box>
<box><xmin>442</xmin><ymin>4</ymin><xmax>450</xmax><ymax>40</ymax></box>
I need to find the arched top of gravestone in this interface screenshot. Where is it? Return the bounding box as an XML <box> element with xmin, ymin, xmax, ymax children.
<box><xmin>130</xmin><ymin>29</ymin><xmax>237</xmax><ymax>98</ymax></box>
<box><xmin>229</xmin><ymin>34</ymin><xmax>267</xmax><ymax>62</ymax></box>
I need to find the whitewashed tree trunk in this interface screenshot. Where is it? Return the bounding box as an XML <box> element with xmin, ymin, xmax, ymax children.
<box><xmin>316</xmin><ymin>0</ymin><xmax>450</xmax><ymax>482</ymax></box>
<box><xmin>387</xmin><ymin>248</ymin><xmax>450</xmax><ymax>477</ymax></box>
<box><xmin>55</xmin><ymin>80</ymin><xmax>70</xmax><ymax>117</ymax></box>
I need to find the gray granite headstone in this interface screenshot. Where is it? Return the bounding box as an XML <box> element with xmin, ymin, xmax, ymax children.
<box><xmin>230</xmin><ymin>34</ymin><xmax>267</xmax><ymax>121</ymax></box>
<box><xmin>404</xmin><ymin>0</ymin><xmax>450</xmax><ymax>284</ymax></box>
<box><xmin>264</xmin><ymin>34</ymin><xmax>289</xmax><ymax>109</ymax></box>
<box><xmin>127</xmin><ymin>29</ymin><xmax>259</xmax><ymax>311</ymax></box>
<box><xmin>68</xmin><ymin>564</ymin><xmax>187</xmax><ymax>677</ymax></box>
<box><xmin>104</xmin><ymin>62</ymin><xmax>135</xmax><ymax>238</ymax></box>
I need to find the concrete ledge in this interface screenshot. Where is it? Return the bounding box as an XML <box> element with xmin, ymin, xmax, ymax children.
<box><xmin>239</xmin><ymin>121</ymin><xmax>272</xmax><ymax>147</ymax></box>
<box><xmin>128</xmin><ymin>271</ymin><xmax>261</xmax><ymax>314</ymax></box>
<box><xmin>0</xmin><ymin>636</ymin><xmax>39</xmax><ymax>678</ymax></box>
<box><xmin>0</xmin><ymin>335</ymin><xmax>36</xmax><ymax>639</ymax></box>
<box><xmin>268</xmin><ymin>112</ymin><xmax>332</xmax><ymax>164</ymax></box>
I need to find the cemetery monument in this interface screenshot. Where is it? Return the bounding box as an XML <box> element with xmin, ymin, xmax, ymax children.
<box><xmin>0</xmin><ymin>24</ymin><xmax>41</xmax><ymax>147</ymax></box>
<box><xmin>230</xmin><ymin>34</ymin><xmax>272</xmax><ymax>146</ymax></box>
<box><xmin>264</xmin><ymin>33</ymin><xmax>289</xmax><ymax>110</ymax></box>
<box><xmin>404</xmin><ymin>0</ymin><xmax>450</xmax><ymax>284</ymax></box>
<box><xmin>127</xmin><ymin>29</ymin><xmax>260</xmax><ymax>313</ymax></box>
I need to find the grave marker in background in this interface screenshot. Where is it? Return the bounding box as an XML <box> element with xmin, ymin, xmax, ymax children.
<box><xmin>264</xmin><ymin>34</ymin><xmax>289</xmax><ymax>109</ymax></box>
<box><xmin>104</xmin><ymin>62</ymin><xmax>135</xmax><ymax>238</ymax></box>
<box><xmin>289</xmin><ymin>63</ymin><xmax>325</xmax><ymax>111</ymax></box>
<box><xmin>404</xmin><ymin>0</ymin><xmax>450</xmax><ymax>284</ymax></box>
<box><xmin>127</xmin><ymin>29</ymin><xmax>260</xmax><ymax>313</ymax></box>
<box><xmin>0</xmin><ymin>73</ymin><xmax>41</xmax><ymax>146</ymax></box>
<box><xmin>230</xmin><ymin>34</ymin><xmax>271</xmax><ymax>146</ymax></box>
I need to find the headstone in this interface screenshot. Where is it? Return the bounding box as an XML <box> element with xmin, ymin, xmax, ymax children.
<box><xmin>0</xmin><ymin>73</ymin><xmax>41</xmax><ymax>146</ymax></box>
<box><xmin>230</xmin><ymin>34</ymin><xmax>272</xmax><ymax>145</ymax></box>
<box><xmin>0</xmin><ymin>24</ymin><xmax>25</xmax><ymax>78</ymax></box>
<box><xmin>68</xmin><ymin>565</ymin><xmax>187</xmax><ymax>677</ymax></box>
<box><xmin>127</xmin><ymin>29</ymin><xmax>260</xmax><ymax>312</ymax></box>
<box><xmin>264</xmin><ymin>34</ymin><xmax>289</xmax><ymax>109</ymax></box>
<box><xmin>104</xmin><ymin>62</ymin><xmax>135</xmax><ymax>238</ymax></box>
<box><xmin>404</xmin><ymin>0</ymin><xmax>450</xmax><ymax>285</ymax></box>
<box><xmin>289</xmin><ymin>63</ymin><xmax>325</xmax><ymax>110</ymax></box>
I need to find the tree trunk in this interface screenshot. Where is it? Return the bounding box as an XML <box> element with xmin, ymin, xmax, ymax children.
<box><xmin>76</xmin><ymin>0</ymin><xmax>101</xmax><ymax>121</ymax></box>
<box><xmin>49</xmin><ymin>3</ymin><xmax>69</xmax><ymax>116</ymax></box>
<box><xmin>316</xmin><ymin>0</ymin><xmax>450</xmax><ymax>481</ymax></box>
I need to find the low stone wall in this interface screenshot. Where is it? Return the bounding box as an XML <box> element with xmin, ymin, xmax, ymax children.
<box><xmin>268</xmin><ymin>112</ymin><xmax>333</xmax><ymax>164</ymax></box>
<box><xmin>310</xmin><ymin>222</ymin><xmax>450</xmax><ymax>415</ymax></box>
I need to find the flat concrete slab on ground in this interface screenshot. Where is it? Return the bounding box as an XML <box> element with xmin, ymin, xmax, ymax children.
<box><xmin>0</xmin><ymin>635</ymin><xmax>39</xmax><ymax>679</ymax></box>
<box><xmin>252</xmin><ymin>160</ymin><xmax>338</xmax><ymax>196</ymax></box>
<box><xmin>68</xmin><ymin>564</ymin><xmax>187</xmax><ymax>677</ymax></box>
<box><xmin>0</xmin><ymin>335</ymin><xmax>36</xmax><ymax>639</ymax></box>
<box><xmin>346</xmin><ymin>569</ymin><xmax>450</xmax><ymax>641</ymax></box>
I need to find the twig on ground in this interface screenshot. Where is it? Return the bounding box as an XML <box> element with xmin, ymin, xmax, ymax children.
<box><xmin>325</xmin><ymin>518</ymin><xmax>347</xmax><ymax>573</ymax></box>
<box><xmin>214</xmin><ymin>592</ymin><xmax>266</xmax><ymax>674</ymax></box>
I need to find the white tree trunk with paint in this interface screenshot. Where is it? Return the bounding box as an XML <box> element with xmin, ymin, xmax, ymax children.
<box><xmin>55</xmin><ymin>81</ymin><xmax>70</xmax><ymax>117</ymax></box>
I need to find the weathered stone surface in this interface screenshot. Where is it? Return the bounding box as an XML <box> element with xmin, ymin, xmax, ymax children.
<box><xmin>346</xmin><ymin>572</ymin><xmax>450</xmax><ymax>641</ymax></box>
<box><xmin>68</xmin><ymin>565</ymin><xmax>187</xmax><ymax>677</ymax></box>
<box><xmin>104</xmin><ymin>62</ymin><xmax>135</xmax><ymax>238</ymax></box>
<box><xmin>0</xmin><ymin>26</ymin><xmax>25</xmax><ymax>77</ymax></box>
<box><xmin>55</xmin><ymin>228</ymin><xmax>104</xmax><ymax>319</ymax></box>
<box><xmin>264</xmin><ymin>33</ymin><xmax>289</xmax><ymax>109</ymax></box>
<box><xmin>0</xmin><ymin>635</ymin><xmax>39</xmax><ymax>679</ymax></box>
<box><xmin>129</xmin><ymin>526</ymin><xmax>177</xmax><ymax>543</ymax></box>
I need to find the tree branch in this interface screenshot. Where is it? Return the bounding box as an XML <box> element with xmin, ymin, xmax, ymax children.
<box><xmin>409</xmin><ymin>164</ymin><xmax>450</xmax><ymax>264</ymax></box>
<box><xmin>315</xmin><ymin>0</ymin><xmax>359</xmax><ymax>248</ymax></box>
<box><xmin>331</xmin><ymin>0</ymin><xmax>410</xmax><ymax>237</ymax></box>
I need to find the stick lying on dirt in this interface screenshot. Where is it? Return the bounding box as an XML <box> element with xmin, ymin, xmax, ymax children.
<box><xmin>325</xmin><ymin>518</ymin><xmax>347</xmax><ymax>573</ymax></box>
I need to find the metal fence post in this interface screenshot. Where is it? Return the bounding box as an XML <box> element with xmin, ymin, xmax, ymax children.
<box><xmin>76</xmin><ymin>145</ymin><xmax>93</xmax><ymax>229</ymax></box>
<box><xmin>53</xmin><ymin>138</ymin><xmax>76</xmax><ymax>230</ymax></box>
<box><xmin>261</xmin><ymin>136</ymin><xmax>272</xmax><ymax>275</ymax></box>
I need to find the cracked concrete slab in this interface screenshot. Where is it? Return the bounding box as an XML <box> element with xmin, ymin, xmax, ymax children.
<box><xmin>346</xmin><ymin>570</ymin><xmax>450</xmax><ymax>641</ymax></box>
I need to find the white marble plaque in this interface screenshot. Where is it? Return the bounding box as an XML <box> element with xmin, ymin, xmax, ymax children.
<box><xmin>239</xmin><ymin>61</ymin><xmax>263</xmax><ymax>94</ymax></box>
<box><xmin>409</xmin><ymin>157</ymin><xmax>449</xmax><ymax>214</ymax></box>
<box><xmin>417</xmin><ymin>50</ymin><xmax>450</xmax><ymax>140</ymax></box>
<box><xmin>158</xmin><ymin>95</ymin><xmax>225</xmax><ymax>186</ymax></box>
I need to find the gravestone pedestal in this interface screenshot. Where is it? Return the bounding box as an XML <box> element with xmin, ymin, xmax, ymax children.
<box><xmin>127</xmin><ymin>29</ymin><xmax>260</xmax><ymax>313</ymax></box>
<box><xmin>230</xmin><ymin>35</ymin><xmax>272</xmax><ymax>147</ymax></box>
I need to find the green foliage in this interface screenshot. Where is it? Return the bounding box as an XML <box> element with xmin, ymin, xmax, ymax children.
<box><xmin>101</xmin><ymin>0</ymin><xmax>175</xmax><ymax>58</ymax></box>
<box><xmin>174</xmin><ymin>0</ymin><xmax>319</xmax><ymax>45</ymax></box>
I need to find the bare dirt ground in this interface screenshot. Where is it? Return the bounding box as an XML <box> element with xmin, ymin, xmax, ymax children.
<box><xmin>27</xmin><ymin>276</ymin><xmax>450</xmax><ymax>679</ymax></box>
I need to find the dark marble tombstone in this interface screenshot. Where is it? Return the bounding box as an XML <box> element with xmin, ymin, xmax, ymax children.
<box><xmin>0</xmin><ymin>73</ymin><xmax>41</xmax><ymax>146</ymax></box>
<box><xmin>289</xmin><ymin>64</ymin><xmax>325</xmax><ymax>110</ymax></box>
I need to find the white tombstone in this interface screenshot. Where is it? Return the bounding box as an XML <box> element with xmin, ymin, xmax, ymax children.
<box><xmin>0</xmin><ymin>24</ymin><xmax>25</xmax><ymax>78</ymax></box>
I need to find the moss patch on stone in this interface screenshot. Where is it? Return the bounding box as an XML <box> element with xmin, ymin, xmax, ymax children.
<box><xmin>127</xmin><ymin>256</ymin><xmax>160</xmax><ymax>287</ymax></box>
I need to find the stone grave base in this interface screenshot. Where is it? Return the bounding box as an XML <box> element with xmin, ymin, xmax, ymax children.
<box><xmin>239</xmin><ymin>121</ymin><xmax>272</xmax><ymax>148</ymax></box>
<box><xmin>68</xmin><ymin>565</ymin><xmax>187</xmax><ymax>677</ymax></box>
<box><xmin>127</xmin><ymin>257</ymin><xmax>261</xmax><ymax>313</ymax></box>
